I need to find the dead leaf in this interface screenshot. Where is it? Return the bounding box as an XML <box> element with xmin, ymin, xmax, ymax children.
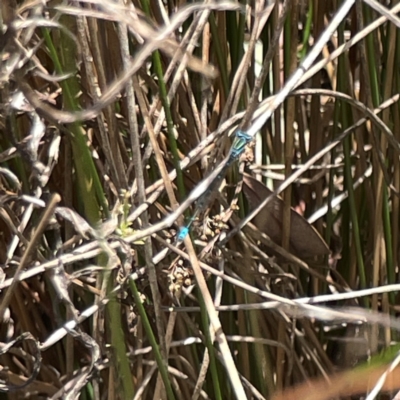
<box><xmin>242</xmin><ymin>174</ymin><xmax>330</xmax><ymax>259</ymax></box>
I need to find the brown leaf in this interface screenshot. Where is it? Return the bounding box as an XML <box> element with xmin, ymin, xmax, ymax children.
<box><xmin>242</xmin><ymin>174</ymin><xmax>330</xmax><ymax>259</ymax></box>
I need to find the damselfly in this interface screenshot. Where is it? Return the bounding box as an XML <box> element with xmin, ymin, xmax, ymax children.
<box><xmin>177</xmin><ymin>130</ymin><xmax>252</xmax><ymax>241</ymax></box>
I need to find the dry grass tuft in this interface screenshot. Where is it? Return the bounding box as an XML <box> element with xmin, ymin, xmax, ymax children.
<box><xmin>1</xmin><ymin>0</ymin><xmax>400</xmax><ymax>399</ymax></box>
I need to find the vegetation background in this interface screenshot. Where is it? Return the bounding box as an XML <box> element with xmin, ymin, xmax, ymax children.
<box><xmin>1</xmin><ymin>0</ymin><xmax>400</xmax><ymax>399</ymax></box>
